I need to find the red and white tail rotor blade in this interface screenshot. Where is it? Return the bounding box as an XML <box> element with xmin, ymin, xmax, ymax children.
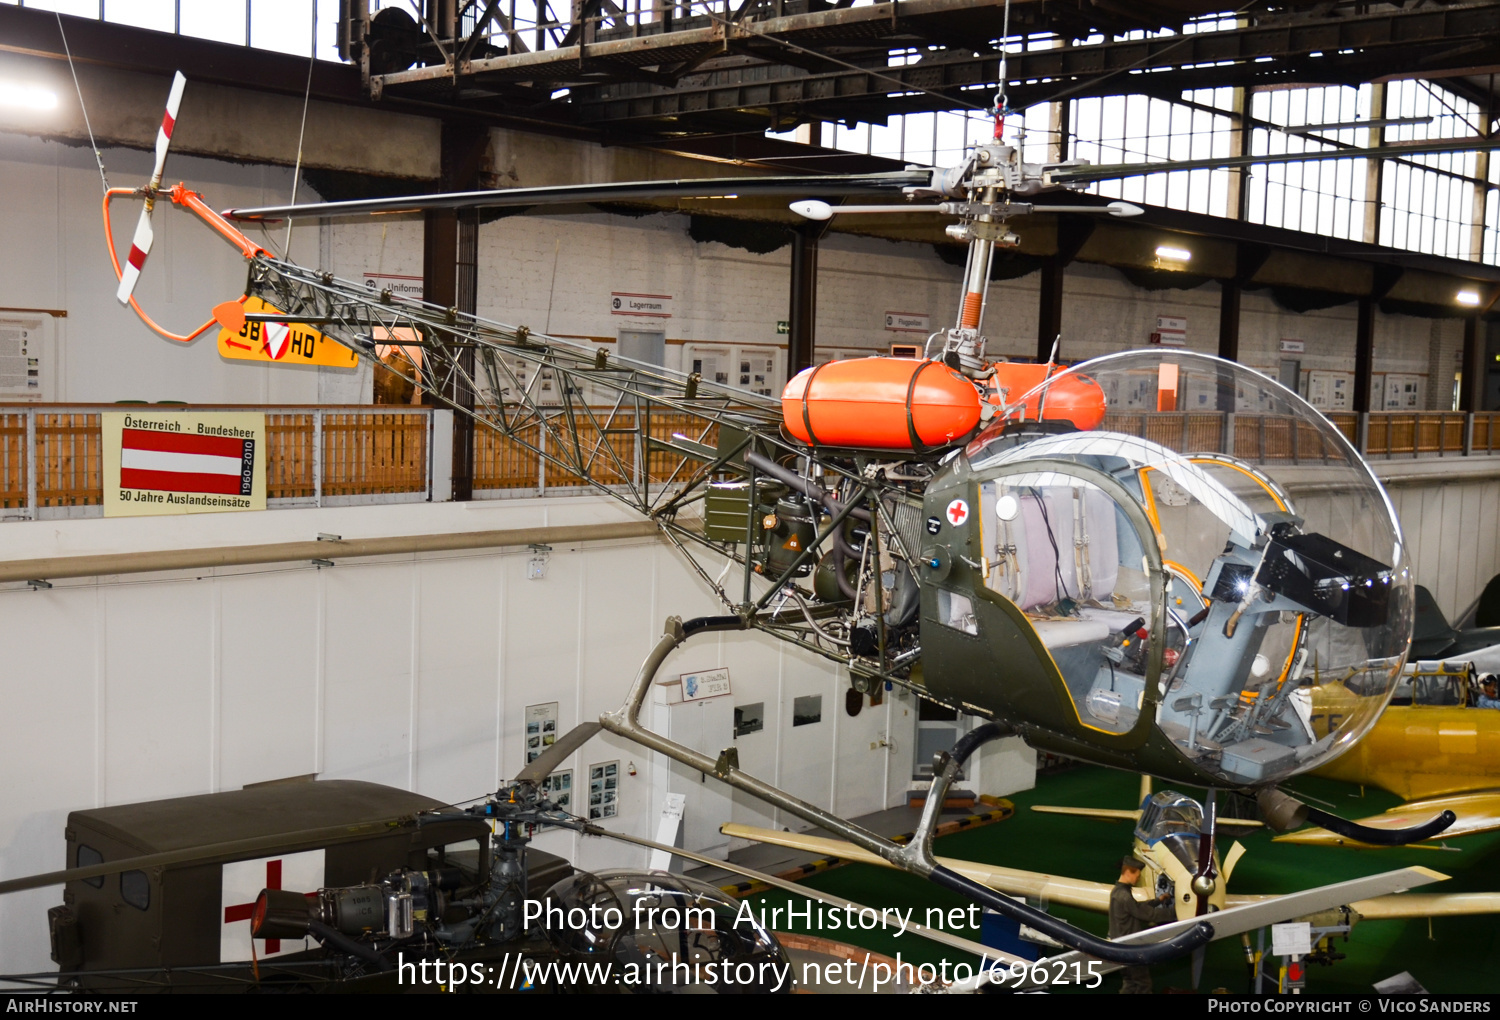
<box><xmin>116</xmin><ymin>211</ymin><xmax>155</xmax><ymax>305</ymax></box>
<box><xmin>150</xmin><ymin>72</ymin><xmax>186</xmax><ymax>190</ymax></box>
<box><xmin>116</xmin><ymin>72</ymin><xmax>186</xmax><ymax>305</ymax></box>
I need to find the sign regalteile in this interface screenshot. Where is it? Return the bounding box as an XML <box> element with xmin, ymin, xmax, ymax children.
<box><xmin>103</xmin><ymin>410</ymin><xmax>267</xmax><ymax>516</ymax></box>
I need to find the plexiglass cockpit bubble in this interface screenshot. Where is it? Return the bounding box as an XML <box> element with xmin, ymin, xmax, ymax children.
<box><xmin>966</xmin><ymin>350</ymin><xmax>1412</xmax><ymax>787</ymax></box>
<box><xmin>1135</xmin><ymin>791</ymin><xmax>1206</xmax><ymax>874</ymax></box>
<box><xmin>543</xmin><ymin>870</ymin><xmax>792</xmax><ymax>993</ymax></box>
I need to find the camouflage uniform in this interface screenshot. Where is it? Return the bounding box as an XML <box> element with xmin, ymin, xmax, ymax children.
<box><xmin>1109</xmin><ymin>881</ymin><xmax>1175</xmax><ymax>994</ymax></box>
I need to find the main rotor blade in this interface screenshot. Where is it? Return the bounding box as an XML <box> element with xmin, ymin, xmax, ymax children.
<box><xmin>222</xmin><ymin>171</ymin><xmax>931</xmax><ymax>222</ymax></box>
<box><xmin>514</xmin><ymin>721</ymin><xmax>602</xmax><ymax>785</ymax></box>
<box><xmin>1050</xmin><ymin>137</ymin><xmax>1500</xmax><ymax>184</ymax></box>
<box><xmin>791</xmin><ymin>200</ymin><xmax>946</xmax><ymax>220</ymax></box>
<box><xmin>0</xmin><ymin>817</ymin><xmax>408</xmax><ymax>897</ymax></box>
<box><xmin>791</xmin><ymin>198</ymin><xmax>1143</xmax><ymax>221</ymax></box>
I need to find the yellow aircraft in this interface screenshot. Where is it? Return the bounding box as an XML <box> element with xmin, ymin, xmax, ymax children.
<box><xmin>1277</xmin><ymin>661</ymin><xmax>1500</xmax><ymax>846</ymax></box>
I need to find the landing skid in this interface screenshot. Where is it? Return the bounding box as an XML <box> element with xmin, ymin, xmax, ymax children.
<box><xmin>598</xmin><ymin>615</ymin><xmax>1213</xmax><ymax>966</ymax></box>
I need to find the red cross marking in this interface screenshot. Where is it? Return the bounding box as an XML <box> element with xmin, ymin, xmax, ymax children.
<box><xmin>947</xmin><ymin>500</ymin><xmax>968</xmax><ymax>525</ymax></box>
<box><xmin>224</xmin><ymin>858</ymin><xmax>282</xmax><ymax>953</ymax></box>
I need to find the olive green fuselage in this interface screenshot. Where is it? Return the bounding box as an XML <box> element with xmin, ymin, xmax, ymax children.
<box><xmin>915</xmin><ymin>451</ymin><xmax>1229</xmax><ymax>790</ymax></box>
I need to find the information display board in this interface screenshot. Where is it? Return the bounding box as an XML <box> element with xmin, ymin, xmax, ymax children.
<box><xmin>103</xmin><ymin>410</ymin><xmax>267</xmax><ymax>517</ymax></box>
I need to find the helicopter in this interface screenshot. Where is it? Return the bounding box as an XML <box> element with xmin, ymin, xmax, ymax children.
<box><xmin>70</xmin><ymin>69</ymin><xmax>1469</xmax><ymax>968</ymax></box>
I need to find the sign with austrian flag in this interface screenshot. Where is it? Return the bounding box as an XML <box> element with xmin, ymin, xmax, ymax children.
<box><xmin>220</xmin><ymin>849</ymin><xmax>325</xmax><ymax>963</ymax></box>
<box><xmin>103</xmin><ymin>410</ymin><xmax>267</xmax><ymax>516</ymax></box>
<box><xmin>216</xmin><ymin>296</ymin><xmax>359</xmax><ymax>369</ymax></box>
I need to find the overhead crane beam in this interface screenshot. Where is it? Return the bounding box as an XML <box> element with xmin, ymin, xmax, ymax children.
<box><xmin>475</xmin><ymin>2</ymin><xmax>1500</xmax><ymax>130</ymax></box>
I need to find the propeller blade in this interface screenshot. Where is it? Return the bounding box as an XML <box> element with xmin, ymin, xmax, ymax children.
<box><xmin>514</xmin><ymin>721</ymin><xmax>602</xmax><ymax>786</ymax></box>
<box><xmin>1191</xmin><ymin>944</ymin><xmax>1206</xmax><ymax>990</ymax></box>
<box><xmin>1222</xmin><ymin>840</ymin><xmax>1247</xmax><ymax>884</ymax></box>
<box><xmin>150</xmin><ymin>72</ymin><xmax>187</xmax><ymax>190</ymax></box>
<box><xmin>115</xmin><ymin>72</ymin><xmax>185</xmax><ymax>305</ymax></box>
<box><xmin>222</xmin><ymin>171</ymin><xmax>931</xmax><ymax>222</ymax></box>
<box><xmin>115</xmin><ymin>204</ymin><xmax>155</xmax><ymax>304</ymax></box>
<box><xmin>1194</xmin><ymin>788</ymin><xmax>1219</xmax><ymax>917</ymax></box>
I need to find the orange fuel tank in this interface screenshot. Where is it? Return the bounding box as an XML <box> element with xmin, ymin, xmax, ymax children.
<box><xmin>992</xmin><ymin>362</ymin><xmax>1107</xmax><ymax>431</ymax></box>
<box><xmin>782</xmin><ymin>358</ymin><xmax>982</xmax><ymax>450</ymax></box>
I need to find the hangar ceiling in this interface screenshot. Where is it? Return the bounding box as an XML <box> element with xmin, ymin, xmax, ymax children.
<box><xmin>354</xmin><ymin>1</ymin><xmax>1500</xmax><ymax>142</ymax></box>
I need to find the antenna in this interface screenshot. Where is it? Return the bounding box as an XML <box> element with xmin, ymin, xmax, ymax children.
<box><xmin>1035</xmin><ymin>334</ymin><xmax>1060</xmax><ymax>420</ymax></box>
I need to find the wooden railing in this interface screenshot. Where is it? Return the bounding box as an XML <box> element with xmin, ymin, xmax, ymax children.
<box><xmin>0</xmin><ymin>406</ymin><xmax>431</xmax><ymax>519</ymax></box>
<box><xmin>1100</xmin><ymin>409</ymin><xmax>1500</xmax><ymax>462</ymax></box>
<box><xmin>472</xmin><ymin>410</ymin><xmax>721</xmax><ymax>494</ymax></box>
<box><xmin>5</xmin><ymin>402</ymin><xmax>1500</xmax><ymax>519</ymax></box>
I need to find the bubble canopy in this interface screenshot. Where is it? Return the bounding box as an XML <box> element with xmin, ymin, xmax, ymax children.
<box><xmin>963</xmin><ymin>350</ymin><xmax>1412</xmax><ymax>787</ymax></box>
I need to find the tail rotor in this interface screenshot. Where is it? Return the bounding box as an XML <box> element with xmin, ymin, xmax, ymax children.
<box><xmin>115</xmin><ymin>71</ymin><xmax>185</xmax><ymax>304</ymax></box>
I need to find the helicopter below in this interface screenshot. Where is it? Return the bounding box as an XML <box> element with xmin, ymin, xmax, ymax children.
<box><xmin>65</xmin><ymin>69</ymin><xmax>1471</xmax><ymax>965</ymax></box>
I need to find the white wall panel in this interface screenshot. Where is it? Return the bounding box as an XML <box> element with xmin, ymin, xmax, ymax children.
<box><xmin>718</xmin><ymin>631</ymin><xmax>783</xmax><ymax>837</ymax></box>
<box><xmin>0</xmin><ymin>589</ymin><xmax>99</xmax><ymax>972</ymax></box>
<box><xmin>320</xmin><ymin>559</ymin><xmax>415</xmax><ymax>790</ymax></box>
<box><xmin>100</xmin><ymin>578</ymin><xmax>214</xmax><ymax>804</ymax></box>
<box><xmin>1456</xmin><ymin>484</ymin><xmax>1484</xmax><ymax>614</ymax></box>
<box><xmin>412</xmin><ymin>553</ymin><xmax>503</xmax><ymax>805</ymax></box>
<box><xmin>1387</xmin><ymin>475</ymin><xmax>1500</xmax><ymax>622</ymax></box>
<box><xmin>217</xmin><ymin>568</ymin><xmax>320</xmax><ymax>790</ymax></box>
<box><xmin>777</xmin><ymin>643</ymin><xmax>839</xmax><ymax>821</ymax></box>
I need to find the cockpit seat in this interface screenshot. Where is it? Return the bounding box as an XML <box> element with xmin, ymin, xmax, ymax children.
<box><xmin>993</xmin><ymin>486</ymin><xmax>1120</xmax><ymax>611</ymax></box>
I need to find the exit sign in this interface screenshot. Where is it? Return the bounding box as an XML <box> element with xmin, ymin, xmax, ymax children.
<box><xmin>776</xmin><ymin>320</ymin><xmax>789</xmax><ymax>335</ymax></box>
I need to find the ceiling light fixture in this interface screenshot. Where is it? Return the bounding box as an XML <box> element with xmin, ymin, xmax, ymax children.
<box><xmin>1155</xmin><ymin>245</ymin><xmax>1192</xmax><ymax>262</ymax></box>
<box><xmin>1457</xmin><ymin>290</ymin><xmax>1482</xmax><ymax>307</ymax></box>
<box><xmin>0</xmin><ymin>81</ymin><xmax>59</xmax><ymax>112</ymax></box>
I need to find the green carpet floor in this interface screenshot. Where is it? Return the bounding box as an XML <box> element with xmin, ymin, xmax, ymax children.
<box><xmin>746</xmin><ymin>765</ymin><xmax>1500</xmax><ymax>993</ymax></box>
